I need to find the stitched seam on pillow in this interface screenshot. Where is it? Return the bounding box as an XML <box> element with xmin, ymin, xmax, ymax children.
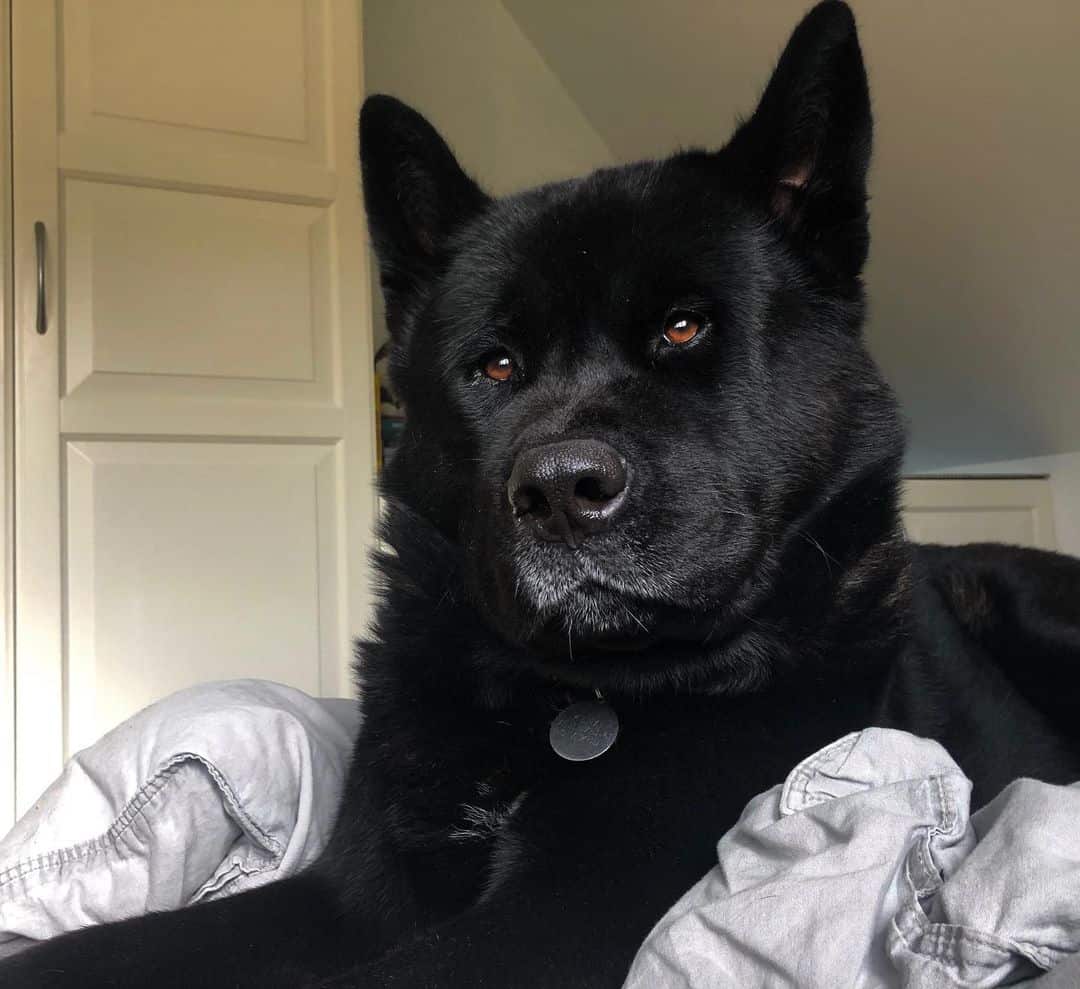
<box><xmin>192</xmin><ymin>857</ymin><xmax>277</xmax><ymax>903</ymax></box>
<box><xmin>163</xmin><ymin>752</ymin><xmax>283</xmax><ymax>858</ymax></box>
<box><xmin>891</xmin><ymin>776</ymin><xmax>1033</xmax><ymax>971</ymax></box>
<box><xmin>779</xmin><ymin>731</ymin><xmax>861</xmax><ymax>813</ymax></box>
<box><xmin>0</xmin><ymin>763</ymin><xmax>186</xmax><ymax>888</ymax></box>
<box><xmin>0</xmin><ymin>754</ymin><xmax>282</xmax><ymax>890</ymax></box>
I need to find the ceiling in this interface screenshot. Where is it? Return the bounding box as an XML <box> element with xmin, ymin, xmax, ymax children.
<box><xmin>503</xmin><ymin>0</ymin><xmax>1080</xmax><ymax>470</ymax></box>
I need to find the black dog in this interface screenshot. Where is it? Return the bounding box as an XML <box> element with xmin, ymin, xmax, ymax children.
<box><xmin>5</xmin><ymin>3</ymin><xmax>1079</xmax><ymax>986</ymax></box>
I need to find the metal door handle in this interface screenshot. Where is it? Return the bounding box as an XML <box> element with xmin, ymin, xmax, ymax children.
<box><xmin>34</xmin><ymin>221</ymin><xmax>47</xmax><ymax>334</ymax></box>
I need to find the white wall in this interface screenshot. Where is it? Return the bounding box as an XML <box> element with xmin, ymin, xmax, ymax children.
<box><xmin>0</xmin><ymin>0</ymin><xmax>14</xmax><ymax>832</ymax></box>
<box><xmin>364</xmin><ymin>0</ymin><xmax>612</xmax><ymax>196</ymax></box>
<box><xmin>363</xmin><ymin>0</ymin><xmax>615</xmax><ymax>347</ymax></box>
<box><xmin>937</xmin><ymin>451</ymin><xmax>1080</xmax><ymax>558</ymax></box>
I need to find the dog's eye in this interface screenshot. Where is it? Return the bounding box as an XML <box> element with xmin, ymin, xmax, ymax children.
<box><xmin>482</xmin><ymin>351</ymin><xmax>515</xmax><ymax>382</ymax></box>
<box><xmin>663</xmin><ymin>311</ymin><xmax>702</xmax><ymax>346</ymax></box>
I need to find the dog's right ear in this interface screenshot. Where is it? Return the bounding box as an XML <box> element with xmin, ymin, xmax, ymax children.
<box><xmin>360</xmin><ymin>95</ymin><xmax>489</xmax><ymax>328</ymax></box>
<box><xmin>724</xmin><ymin>1</ymin><xmax>872</xmax><ymax>282</ymax></box>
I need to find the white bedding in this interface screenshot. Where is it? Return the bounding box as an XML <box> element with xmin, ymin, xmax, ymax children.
<box><xmin>0</xmin><ymin>680</ymin><xmax>357</xmax><ymax>959</ymax></box>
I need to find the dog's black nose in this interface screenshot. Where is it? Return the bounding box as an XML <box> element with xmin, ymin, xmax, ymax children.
<box><xmin>507</xmin><ymin>439</ymin><xmax>628</xmax><ymax>547</ymax></box>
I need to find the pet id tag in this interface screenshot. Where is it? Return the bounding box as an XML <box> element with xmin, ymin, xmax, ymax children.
<box><xmin>549</xmin><ymin>700</ymin><xmax>619</xmax><ymax>762</ymax></box>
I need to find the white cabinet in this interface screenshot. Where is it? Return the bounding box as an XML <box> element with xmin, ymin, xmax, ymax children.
<box><xmin>901</xmin><ymin>477</ymin><xmax>1057</xmax><ymax>550</ymax></box>
<box><xmin>1</xmin><ymin>0</ymin><xmax>376</xmax><ymax>828</ymax></box>
<box><xmin>1</xmin><ymin>2</ymin><xmax>14</xmax><ymax>833</ymax></box>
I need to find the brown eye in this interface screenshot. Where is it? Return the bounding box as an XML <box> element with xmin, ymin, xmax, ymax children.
<box><xmin>663</xmin><ymin>312</ymin><xmax>702</xmax><ymax>346</ymax></box>
<box><xmin>482</xmin><ymin>352</ymin><xmax>515</xmax><ymax>382</ymax></box>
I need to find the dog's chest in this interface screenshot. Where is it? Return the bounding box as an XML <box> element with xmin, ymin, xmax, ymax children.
<box><xmin>448</xmin><ymin>780</ymin><xmax>528</xmax><ymax>844</ymax></box>
<box><xmin>438</xmin><ymin>701</ymin><xmax>768</xmax><ymax>884</ymax></box>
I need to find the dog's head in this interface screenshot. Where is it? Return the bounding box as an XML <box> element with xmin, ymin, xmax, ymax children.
<box><xmin>363</xmin><ymin>2</ymin><xmax>905</xmax><ymax>690</ymax></box>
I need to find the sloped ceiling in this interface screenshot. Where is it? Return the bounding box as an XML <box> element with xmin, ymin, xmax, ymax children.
<box><xmin>503</xmin><ymin>0</ymin><xmax>1080</xmax><ymax>470</ymax></box>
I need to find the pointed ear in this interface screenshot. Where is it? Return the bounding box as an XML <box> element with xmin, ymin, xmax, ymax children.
<box><xmin>727</xmin><ymin>1</ymin><xmax>872</xmax><ymax>280</ymax></box>
<box><xmin>360</xmin><ymin>95</ymin><xmax>490</xmax><ymax>327</ymax></box>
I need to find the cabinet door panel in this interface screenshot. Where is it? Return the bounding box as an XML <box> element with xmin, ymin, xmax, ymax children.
<box><xmin>901</xmin><ymin>478</ymin><xmax>1057</xmax><ymax>549</ymax></box>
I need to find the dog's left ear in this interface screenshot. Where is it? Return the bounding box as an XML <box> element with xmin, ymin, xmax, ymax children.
<box><xmin>360</xmin><ymin>95</ymin><xmax>490</xmax><ymax>330</ymax></box>
<box><xmin>726</xmin><ymin>1</ymin><xmax>872</xmax><ymax>281</ymax></box>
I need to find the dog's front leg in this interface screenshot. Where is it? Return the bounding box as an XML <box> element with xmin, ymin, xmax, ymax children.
<box><xmin>316</xmin><ymin>848</ymin><xmax>678</xmax><ymax>989</ymax></box>
<box><xmin>314</xmin><ymin>778</ymin><xmax>710</xmax><ymax>989</ymax></box>
<box><xmin>0</xmin><ymin>870</ymin><xmax>348</xmax><ymax>989</ymax></box>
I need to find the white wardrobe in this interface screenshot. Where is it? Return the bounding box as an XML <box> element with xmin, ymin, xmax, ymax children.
<box><xmin>0</xmin><ymin>1</ymin><xmax>377</xmax><ymax>830</ymax></box>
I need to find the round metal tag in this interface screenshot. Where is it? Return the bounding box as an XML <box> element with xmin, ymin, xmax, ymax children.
<box><xmin>549</xmin><ymin>700</ymin><xmax>619</xmax><ymax>762</ymax></box>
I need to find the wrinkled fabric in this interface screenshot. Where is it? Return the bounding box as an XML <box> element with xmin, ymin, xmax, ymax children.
<box><xmin>623</xmin><ymin>728</ymin><xmax>1080</xmax><ymax>989</ymax></box>
<box><xmin>0</xmin><ymin>680</ymin><xmax>358</xmax><ymax>959</ymax></box>
<box><xmin>891</xmin><ymin>774</ymin><xmax>1080</xmax><ymax>988</ymax></box>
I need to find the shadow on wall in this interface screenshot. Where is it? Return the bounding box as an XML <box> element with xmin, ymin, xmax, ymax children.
<box><xmin>362</xmin><ymin>0</ymin><xmax>614</xmax><ymax>350</ymax></box>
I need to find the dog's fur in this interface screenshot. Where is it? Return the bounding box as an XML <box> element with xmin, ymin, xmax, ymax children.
<box><xmin>5</xmin><ymin>3</ymin><xmax>1080</xmax><ymax>986</ymax></box>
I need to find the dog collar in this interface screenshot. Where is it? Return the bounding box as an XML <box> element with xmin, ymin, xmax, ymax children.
<box><xmin>549</xmin><ymin>691</ymin><xmax>619</xmax><ymax>761</ymax></box>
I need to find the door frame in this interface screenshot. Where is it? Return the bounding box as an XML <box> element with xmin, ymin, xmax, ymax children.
<box><xmin>11</xmin><ymin>0</ymin><xmax>62</xmax><ymax>821</ymax></box>
<box><xmin>2</xmin><ymin>0</ymin><xmax>16</xmax><ymax>832</ymax></box>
